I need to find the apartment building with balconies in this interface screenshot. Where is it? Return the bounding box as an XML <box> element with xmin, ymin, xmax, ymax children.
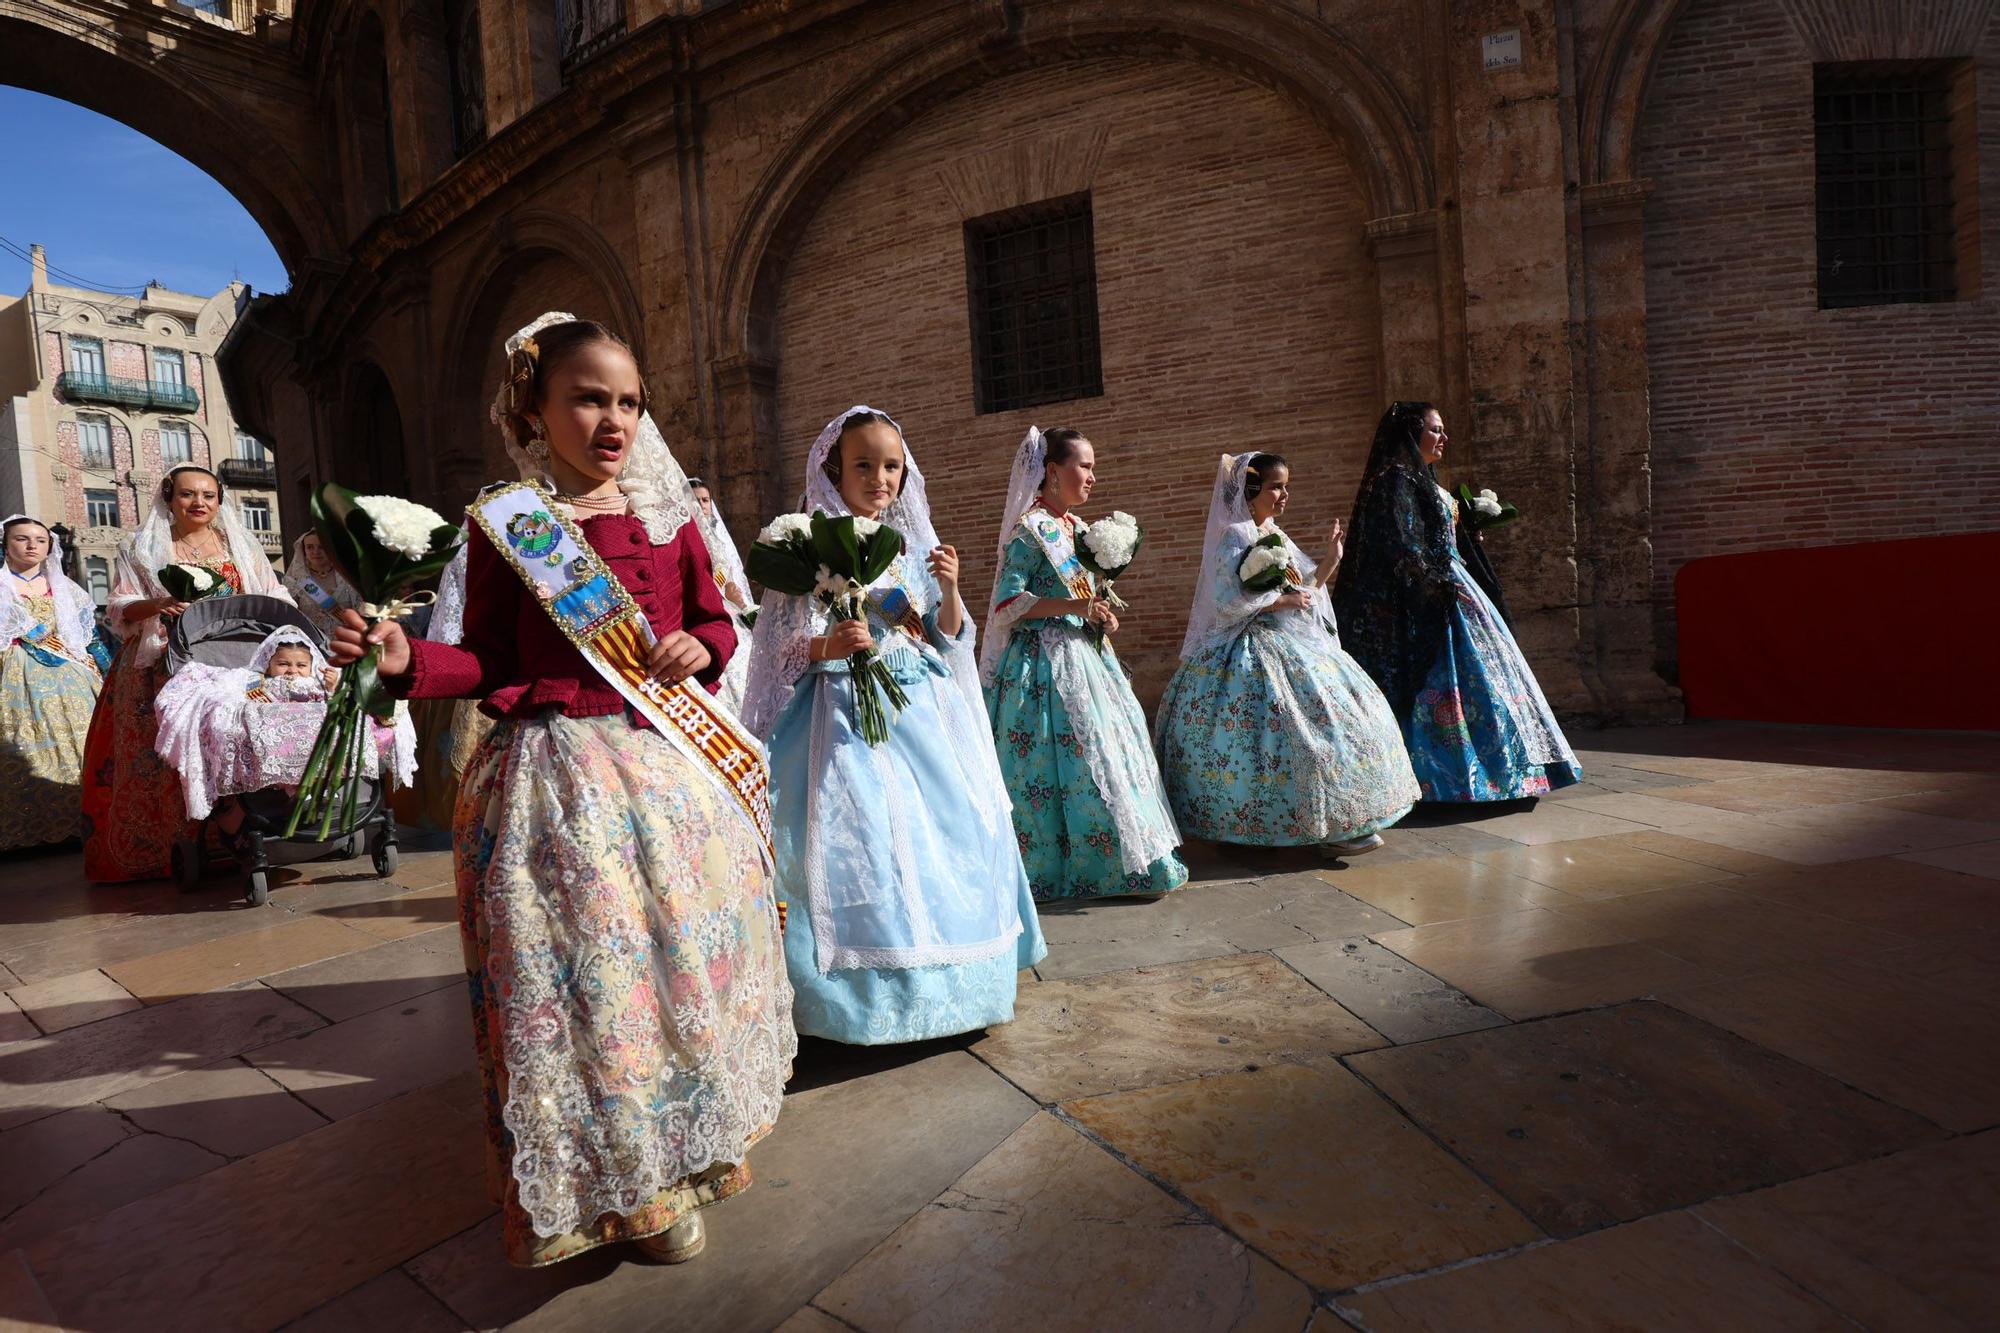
<box><xmin>0</xmin><ymin>244</ymin><xmax>283</xmax><ymax>606</ymax></box>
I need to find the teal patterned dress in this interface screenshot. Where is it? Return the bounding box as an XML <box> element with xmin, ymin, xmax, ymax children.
<box><xmin>1156</xmin><ymin>523</ymin><xmax>1420</xmax><ymax>846</ymax></box>
<box><xmin>984</xmin><ymin>513</ymin><xmax>1187</xmax><ymax>901</ymax></box>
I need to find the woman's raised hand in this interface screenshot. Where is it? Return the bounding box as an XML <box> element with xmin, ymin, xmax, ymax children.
<box><xmin>1084</xmin><ymin>599</ymin><xmax>1120</xmax><ymax>635</ymax></box>
<box><xmin>927</xmin><ymin>544</ymin><xmax>960</xmax><ymax>593</ymax></box>
<box><xmin>329</xmin><ymin>607</ymin><xmax>411</xmax><ymax>677</ymax></box>
<box><xmin>1325</xmin><ymin>519</ymin><xmax>1346</xmax><ymax>570</ymax></box>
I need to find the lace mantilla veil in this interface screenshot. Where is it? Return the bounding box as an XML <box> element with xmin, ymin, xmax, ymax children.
<box><xmin>0</xmin><ymin>516</ymin><xmax>99</xmax><ymax>666</ymax></box>
<box><xmin>739</xmin><ymin>405</ymin><xmax>1020</xmax><ymax>974</ymax></box>
<box><xmin>110</xmin><ymin>468</ymin><xmax>289</xmax><ymax>668</ymax></box>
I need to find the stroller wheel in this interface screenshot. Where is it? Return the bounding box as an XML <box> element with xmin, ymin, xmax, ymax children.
<box><xmin>171</xmin><ymin>839</ymin><xmax>203</xmax><ymax>892</ymax></box>
<box><xmin>245</xmin><ymin>868</ymin><xmax>269</xmax><ymax>907</ymax></box>
<box><xmin>372</xmin><ymin>840</ymin><xmax>398</xmax><ymax>878</ymax></box>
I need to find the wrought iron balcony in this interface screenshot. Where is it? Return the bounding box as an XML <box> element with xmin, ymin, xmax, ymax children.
<box><xmin>57</xmin><ymin>372</ymin><xmax>201</xmax><ymax>413</ymax></box>
<box><xmin>218</xmin><ymin>457</ymin><xmax>277</xmax><ymax>488</ymax></box>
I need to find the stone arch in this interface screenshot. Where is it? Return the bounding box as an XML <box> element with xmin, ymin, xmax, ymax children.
<box><xmin>715</xmin><ymin>2</ymin><xmax>1428</xmax><ymax>371</ymax></box>
<box><xmin>0</xmin><ymin>8</ymin><xmax>332</xmax><ymax>272</ymax></box>
<box><xmin>433</xmin><ymin>216</ymin><xmax>641</xmax><ymax>497</ymax></box>
<box><xmin>340</xmin><ymin>360</ymin><xmax>411</xmax><ymax>497</ymax></box>
<box><xmin>1578</xmin><ymin>0</ymin><xmax>1698</xmax><ymax>187</ymax></box>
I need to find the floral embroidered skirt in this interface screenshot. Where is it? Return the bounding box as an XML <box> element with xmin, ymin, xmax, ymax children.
<box><xmin>454</xmin><ymin>712</ymin><xmax>796</xmax><ymax>1267</ymax></box>
<box><xmin>0</xmin><ymin>644</ymin><xmax>99</xmax><ymax>851</ymax></box>
<box><xmin>986</xmin><ymin>626</ymin><xmax>1187</xmax><ymax>902</ymax></box>
<box><xmin>81</xmin><ymin>646</ymin><xmax>189</xmax><ymax>882</ymax></box>
<box><xmin>1405</xmin><ymin>568</ymin><xmax>1582</xmax><ymax>803</ymax></box>
<box><xmin>1157</xmin><ymin>619</ymin><xmax>1421</xmax><ymax>846</ymax></box>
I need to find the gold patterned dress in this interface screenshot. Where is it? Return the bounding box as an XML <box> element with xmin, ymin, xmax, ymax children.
<box><xmin>0</xmin><ymin>595</ymin><xmax>102</xmax><ymax>850</ymax></box>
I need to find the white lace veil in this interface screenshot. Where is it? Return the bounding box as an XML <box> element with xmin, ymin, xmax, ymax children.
<box><xmin>978</xmin><ymin>426</ymin><xmax>1047</xmax><ymax>685</ymax></box>
<box><xmin>110</xmin><ymin>465</ymin><xmax>288</xmax><ymax>667</ymax></box>
<box><xmin>249</xmin><ymin>624</ymin><xmax>330</xmax><ymax>676</ymax></box>
<box><xmin>433</xmin><ymin>311</ymin><xmax>704</xmax><ymax>639</ymax></box>
<box><xmin>0</xmin><ymin>515</ymin><xmax>98</xmax><ymax>665</ymax></box>
<box><xmin>1177</xmin><ymin>451</ymin><xmax>1334</xmax><ymax>662</ymax></box>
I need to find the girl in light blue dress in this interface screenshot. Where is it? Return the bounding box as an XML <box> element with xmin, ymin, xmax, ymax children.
<box><xmin>742</xmin><ymin>406</ymin><xmax>1045</xmax><ymax>1045</ymax></box>
<box><xmin>982</xmin><ymin>427</ymin><xmax>1186</xmax><ymax>901</ymax></box>
<box><xmin>1156</xmin><ymin>453</ymin><xmax>1419</xmax><ymax>853</ymax></box>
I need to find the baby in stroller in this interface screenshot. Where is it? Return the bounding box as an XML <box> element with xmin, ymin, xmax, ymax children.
<box><xmin>154</xmin><ymin>596</ymin><xmax>414</xmax><ymax>896</ymax></box>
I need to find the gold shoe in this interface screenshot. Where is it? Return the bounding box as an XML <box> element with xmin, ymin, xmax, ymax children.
<box><xmin>633</xmin><ymin>1212</ymin><xmax>706</xmax><ymax>1264</ymax></box>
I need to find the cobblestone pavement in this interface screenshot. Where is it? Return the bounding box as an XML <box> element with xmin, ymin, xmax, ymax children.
<box><xmin>2</xmin><ymin>722</ymin><xmax>1995</xmax><ymax>1331</ymax></box>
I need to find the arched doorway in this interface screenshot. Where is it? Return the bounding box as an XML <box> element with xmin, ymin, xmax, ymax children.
<box><xmin>344</xmin><ymin>361</ymin><xmax>410</xmax><ymax>498</ymax></box>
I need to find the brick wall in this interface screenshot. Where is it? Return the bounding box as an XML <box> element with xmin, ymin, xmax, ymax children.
<box><xmin>771</xmin><ymin>55</ymin><xmax>1380</xmax><ymax>703</ymax></box>
<box><xmin>1638</xmin><ymin>0</ymin><xmax>2000</xmax><ymax>670</ymax></box>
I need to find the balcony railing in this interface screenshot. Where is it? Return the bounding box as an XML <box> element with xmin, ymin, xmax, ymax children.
<box><xmin>57</xmin><ymin>372</ymin><xmax>201</xmax><ymax>414</ymax></box>
<box><xmin>218</xmin><ymin>457</ymin><xmax>277</xmax><ymax>488</ymax></box>
<box><xmin>558</xmin><ymin>0</ymin><xmax>625</xmax><ymax>77</ymax></box>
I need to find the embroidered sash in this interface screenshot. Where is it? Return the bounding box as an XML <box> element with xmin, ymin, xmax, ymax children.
<box><xmin>295</xmin><ymin>571</ymin><xmax>340</xmax><ymax>612</ymax></box>
<box><xmin>469</xmin><ymin>482</ymin><xmax>774</xmax><ymax>867</ymax></box>
<box><xmin>1022</xmin><ymin>508</ymin><xmax>1096</xmax><ymax>600</ymax></box>
<box><xmin>865</xmin><ymin>575</ymin><xmax>928</xmax><ymax>642</ymax></box>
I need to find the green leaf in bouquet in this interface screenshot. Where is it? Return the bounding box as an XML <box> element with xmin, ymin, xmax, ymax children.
<box><xmin>312</xmin><ymin>484</ymin><xmax>378</xmax><ymax>594</ymax></box>
<box><xmin>809</xmin><ymin>511</ymin><xmax>862</xmax><ymax>577</ymax></box>
<box><xmin>746</xmin><ymin>538</ymin><xmax>819</xmax><ymax>596</ymax></box>
<box><xmin>854</xmin><ymin>523</ymin><xmax>905</xmax><ymax>586</ymax></box>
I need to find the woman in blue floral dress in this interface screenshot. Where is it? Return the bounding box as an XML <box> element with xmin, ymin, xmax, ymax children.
<box><xmin>1333</xmin><ymin>401</ymin><xmax>1580</xmax><ymax>801</ymax></box>
<box><xmin>1156</xmin><ymin>452</ymin><xmax>1418</xmax><ymax>854</ymax></box>
<box><xmin>982</xmin><ymin>427</ymin><xmax>1186</xmax><ymax>901</ymax></box>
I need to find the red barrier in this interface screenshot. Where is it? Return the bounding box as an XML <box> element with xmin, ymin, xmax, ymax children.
<box><xmin>1676</xmin><ymin>531</ymin><xmax>2000</xmax><ymax>730</ymax></box>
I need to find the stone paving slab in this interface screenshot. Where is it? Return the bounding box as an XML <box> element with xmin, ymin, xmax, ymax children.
<box><xmin>1067</xmin><ymin>1062</ymin><xmax>1539</xmax><ymax>1289</ymax></box>
<box><xmin>812</xmin><ymin>1112</ymin><xmax>1313</xmax><ymax>1332</ymax></box>
<box><xmin>1347</xmin><ymin>1002</ymin><xmax>1945</xmax><ymax>1237</ymax></box>
<box><xmin>1275</xmin><ymin>937</ymin><xmax>1506</xmax><ymax>1044</ymax></box>
<box><xmin>973</xmin><ymin>954</ymin><xmax>1384</xmax><ymax>1104</ymax></box>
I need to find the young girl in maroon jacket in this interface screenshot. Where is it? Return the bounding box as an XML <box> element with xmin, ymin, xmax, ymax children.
<box><xmin>331</xmin><ymin>315</ymin><xmax>794</xmax><ymax>1269</ymax></box>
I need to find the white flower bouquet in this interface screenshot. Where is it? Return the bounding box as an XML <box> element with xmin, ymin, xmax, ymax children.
<box><xmin>1456</xmin><ymin>484</ymin><xmax>1519</xmax><ymax>531</ymax></box>
<box><xmin>1238</xmin><ymin>531</ymin><xmax>1296</xmax><ymax>593</ymax></box>
<box><xmin>1077</xmin><ymin>511</ymin><xmax>1144</xmax><ymax>610</ymax></box>
<box><xmin>284</xmin><ymin>484</ymin><xmax>463</xmax><ymax>840</ymax></box>
<box><xmin>157</xmin><ymin>562</ymin><xmax>224</xmax><ymax>604</ymax></box>
<box><xmin>747</xmin><ymin>510</ymin><xmax>909</xmax><ymax>745</ymax></box>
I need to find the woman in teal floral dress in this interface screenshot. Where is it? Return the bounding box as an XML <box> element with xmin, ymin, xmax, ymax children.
<box><xmin>1156</xmin><ymin>452</ymin><xmax>1418</xmax><ymax>854</ymax></box>
<box><xmin>982</xmin><ymin>428</ymin><xmax>1186</xmax><ymax>901</ymax></box>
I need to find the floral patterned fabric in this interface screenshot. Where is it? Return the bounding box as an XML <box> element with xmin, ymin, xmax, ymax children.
<box><xmin>454</xmin><ymin>711</ymin><xmax>796</xmax><ymax>1267</ymax></box>
<box><xmin>0</xmin><ymin>596</ymin><xmax>101</xmax><ymax>851</ymax></box>
<box><xmin>985</xmin><ymin>528</ymin><xmax>1186</xmax><ymax>901</ymax></box>
<box><xmin>82</xmin><ymin>560</ymin><xmax>247</xmax><ymax>882</ymax></box>
<box><xmin>1404</xmin><ymin>488</ymin><xmax>1580</xmax><ymax>802</ymax></box>
<box><xmin>1157</xmin><ymin>527</ymin><xmax>1419</xmax><ymax>845</ymax></box>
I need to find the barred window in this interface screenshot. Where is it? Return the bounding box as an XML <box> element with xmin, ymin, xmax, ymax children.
<box><xmin>1815</xmin><ymin>63</ymin><xmax>1963</xmax><ymax>308</ymax></box>
<box><xmin>965</xmin><ymin>194</ymin><xmax>1104</xmax><ymax>415</ymax></box>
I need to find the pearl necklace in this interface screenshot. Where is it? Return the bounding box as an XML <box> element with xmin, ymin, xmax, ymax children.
<box><xmin>553</xmin><ymin>489</ymin><xmax>627</xmax><ymax>514</ymax></box>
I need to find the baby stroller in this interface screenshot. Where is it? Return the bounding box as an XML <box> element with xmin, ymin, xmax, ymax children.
<box><xmin>164</xmin><ymin>593</ymin><xmax>400</xmax><ymax>906</ymax></box>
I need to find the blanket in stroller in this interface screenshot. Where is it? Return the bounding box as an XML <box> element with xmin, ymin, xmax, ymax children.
<box><xmin>155</xmin><ymin>623</ymin><xmax>416</xmax><ymax>820</ymax></box>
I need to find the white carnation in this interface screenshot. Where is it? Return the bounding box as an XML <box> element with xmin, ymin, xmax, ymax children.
<box><xmin>757</xmin><ymin>513</ymin><xmax>812</xmax><ymax>545</ymax></box>
<box><xmin>1240</xmin><ymin>547</ymin><xmax>1289</xmax><ymax>580</ymax></box>
<box><xmin>851</xmin><ymin>516</ymin><xmax>882</xmax><ymax>538</ymax></box>
<box><xmin>1472</xmin><ymin>489</ymin><xmax>1504</xmax><ymax>518</ymax></box>
<box><xmin>170</xmin><ymin>562</ymin><xmax>218</xmax><ymax>592</ymax></box>
<box><xmin>812</xmin><ymin>565</ymin><xmax>855</xmax><ymax>599</ymax></box>
<box><xmin>356</xmin><ymin>495</ymin><xmax>448</xmax><ymax>561</ymax></box>
<box><xmin>1082</xmin><ymin>520</ymin><xmax>1137</xmax><ymax>568</ymax></box>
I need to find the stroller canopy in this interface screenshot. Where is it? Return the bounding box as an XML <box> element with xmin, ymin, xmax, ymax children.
<box><xmin>166</xmin><ymin>594</ymin><xmax>327</xmax><ymax>676</ymax></box>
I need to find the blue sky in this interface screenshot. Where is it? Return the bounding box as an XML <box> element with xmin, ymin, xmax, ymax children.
<box><xmin>0</xmin><ymin>86</ymin><xmax>289</xmax><ymax>300</ymax></box>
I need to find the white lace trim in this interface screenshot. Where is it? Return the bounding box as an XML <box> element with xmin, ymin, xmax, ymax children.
<box><xmin>1038</xmin><ymin>625</ymin><xmax>1182</xmax><ymax>874</ymax></box>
